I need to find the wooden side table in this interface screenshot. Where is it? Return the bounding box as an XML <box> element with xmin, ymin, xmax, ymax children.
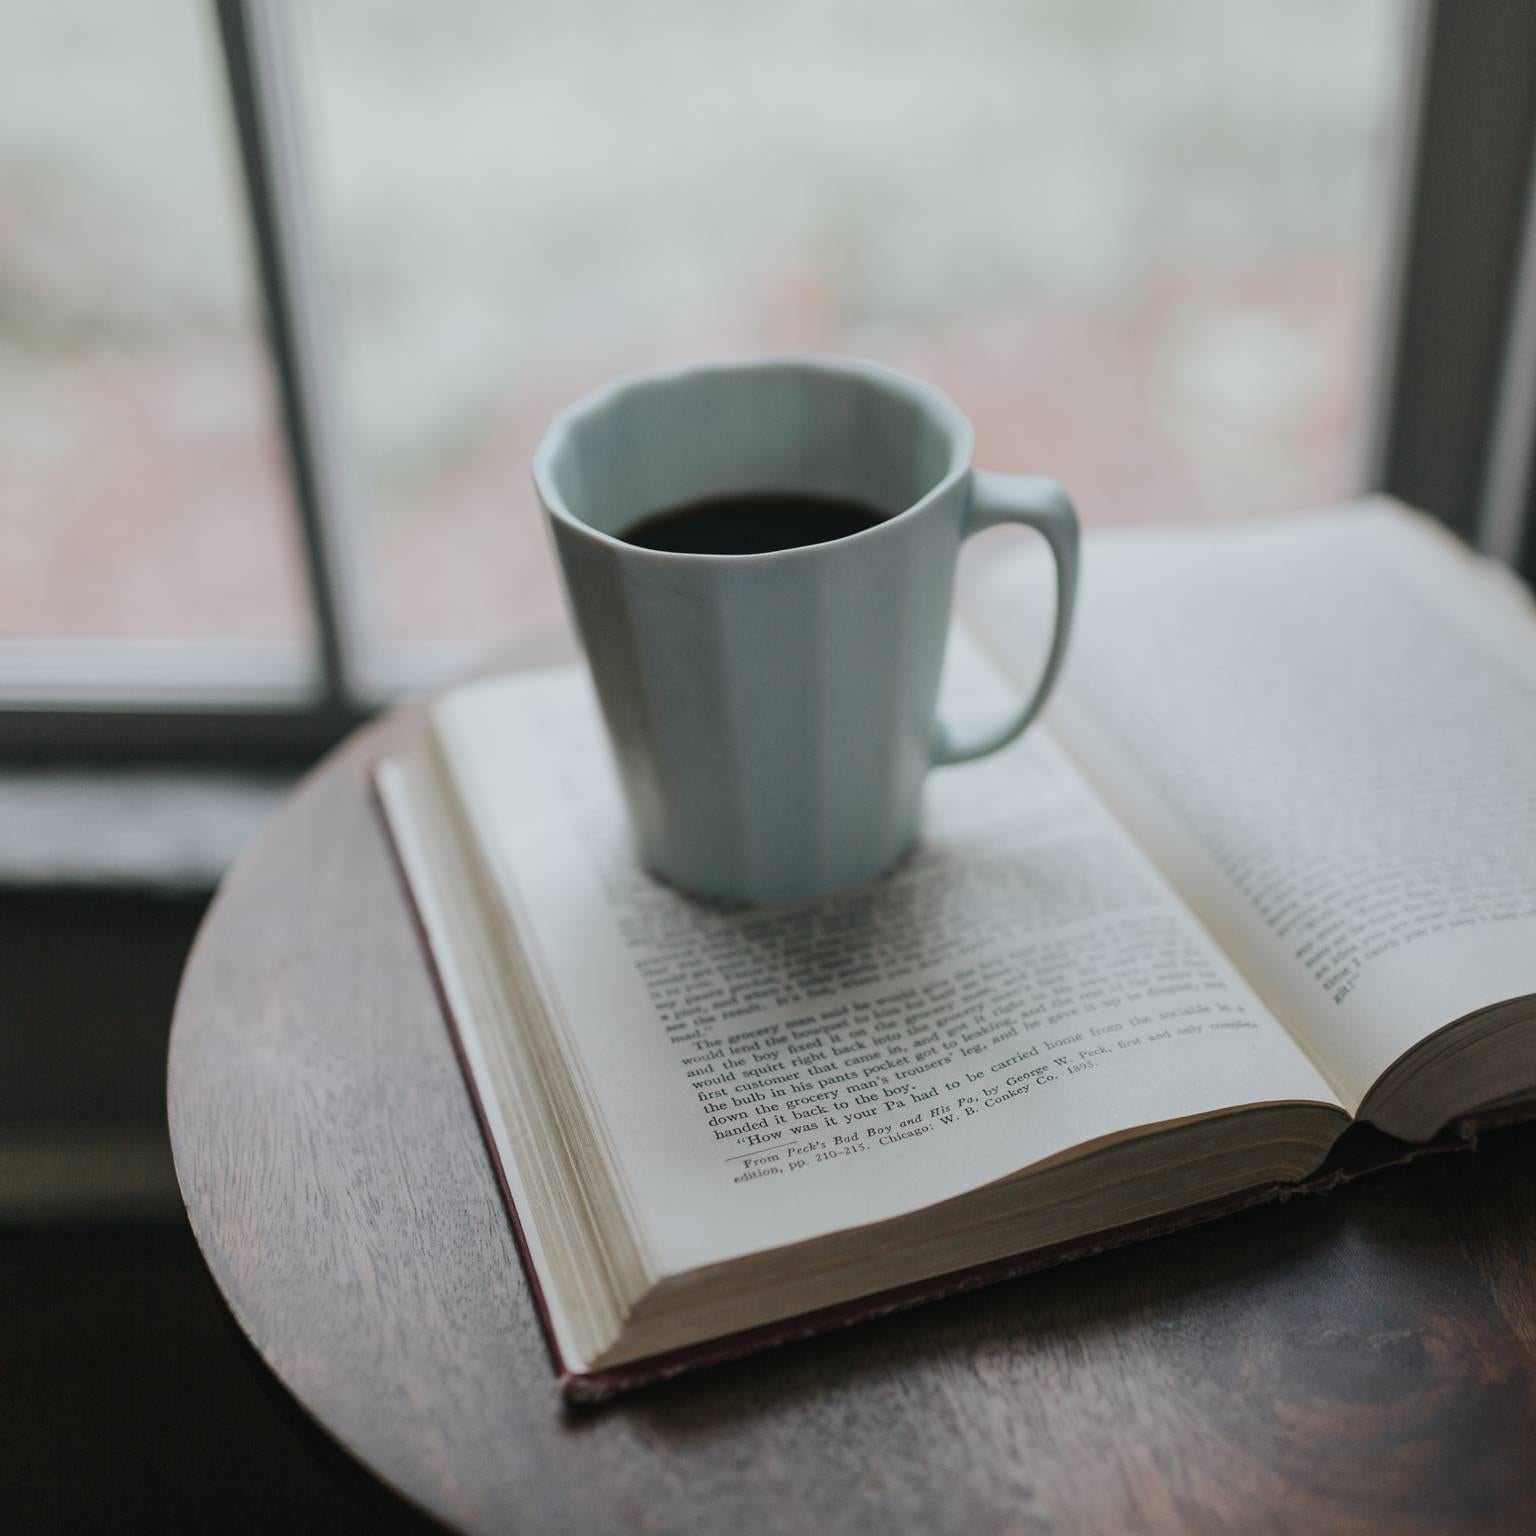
<box><xmin>168</xmin><ymin>652</ymin><xmax>1536</xmax><ymax>1536</ymax></box>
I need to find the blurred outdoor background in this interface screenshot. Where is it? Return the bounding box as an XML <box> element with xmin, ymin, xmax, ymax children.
<box><xmin>1</xmin><ymin>0</ymin><xmax>1405</xmax><ymax>665</ymax></box>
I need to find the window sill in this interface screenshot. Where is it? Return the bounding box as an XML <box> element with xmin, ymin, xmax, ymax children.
<box><xmin>0</xmin><ymin>767</ymin><xmax>293</xmax><ymax>897</ymax></box>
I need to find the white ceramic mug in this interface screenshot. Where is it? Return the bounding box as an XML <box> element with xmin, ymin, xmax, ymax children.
<box><xmin>534</xmin><ymin>357</ymin><xmax>1078</xmax><ymax>905</ymax></box>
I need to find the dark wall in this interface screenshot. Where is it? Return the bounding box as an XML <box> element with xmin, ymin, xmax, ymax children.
<box><xmin>0</xmin><ymin>887</ymin><xmax>437</xmax><ymax>1533</ymax></box>
<box><xmin>0</xmin><ymin>890</ymin><xmax>204</xmax><ymax>1125</ymax></box>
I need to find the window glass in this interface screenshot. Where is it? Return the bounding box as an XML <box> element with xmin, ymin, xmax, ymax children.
<box><xmin>0</xmin><ymin>0</ymin><xmax>313</xmax><ymax>656</ymax></box>
<box><xmin>301</xmin><ymin>0</ymin><xmax>1404</xmax><ymax>659</ymax></box>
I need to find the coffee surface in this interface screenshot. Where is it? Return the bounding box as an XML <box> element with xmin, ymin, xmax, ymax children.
<box><xmin>619</xmin><ymin>491</ymin><xmax>888</xmax><ymax>555</ymax></box>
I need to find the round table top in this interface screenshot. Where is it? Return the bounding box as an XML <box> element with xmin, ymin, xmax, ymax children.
<box><xmin>169</xmin><ymin>642</ymin><xmax>1536</xmax><ymax>1536</ymax></box>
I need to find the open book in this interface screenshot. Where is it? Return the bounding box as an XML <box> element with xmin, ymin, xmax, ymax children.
<box><xmin>377</xmin><ymin>500</ymin><xmax>1536</xmax><ymax>1401</ymax></box>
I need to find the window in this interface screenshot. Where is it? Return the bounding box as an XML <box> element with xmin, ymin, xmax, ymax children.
<box><xmin>4</xmin><ymin>0</ymin><xmax>1533</xmax><ymax>761</ymax></box>
<box><xmin>1</xmin><ymin>0</ymin><xmax>318</xmax><ymax>744</ymax></box>
<box><xmin>300</xmin><ymin>0</ymin><xmax>1402</xmax><ymax>666</ymax></box>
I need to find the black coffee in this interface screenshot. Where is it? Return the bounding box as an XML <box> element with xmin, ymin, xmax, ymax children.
<box><xmin>619</xmin><ymin>491</ymin><xmax>888</xmax><ymax>555</ymax></box>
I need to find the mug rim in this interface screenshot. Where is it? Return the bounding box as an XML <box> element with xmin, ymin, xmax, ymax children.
<box><xmin>531</xmin><ymin>354</ymin><xmax>976</xmax><ymax>565</ymax></box>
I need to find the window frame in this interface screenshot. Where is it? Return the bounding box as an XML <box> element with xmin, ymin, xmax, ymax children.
<box><xmin>0</xmin><ymin>0</ymin><xmax>375</xmax><ymax>766</ymax></box>
<box><xmin>1367</xmin><ymin>0</ymin><xmax>1536</xmax><ymax>571</ymax></box>
<box><xmin>2</xmin><ymin>0</ymin><xmax>1532</xmax><ymax>765</ymax></box>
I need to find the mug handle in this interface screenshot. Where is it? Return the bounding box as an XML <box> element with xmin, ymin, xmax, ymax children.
<box><xmin>931</xmin><ymin>470</ymin><xmax>1081</xmax><ymax>766</ymax></box>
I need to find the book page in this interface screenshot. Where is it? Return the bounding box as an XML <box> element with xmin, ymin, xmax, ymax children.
<box><xmin>432</xmin><ymin>640</ymin><xmax>1339</xmax><ymax>1280</ymax></box>
<box><xmin>973</xmin><ymin>503</ymin><xmax>1536</xmax><ymax>1113</ymax></box>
